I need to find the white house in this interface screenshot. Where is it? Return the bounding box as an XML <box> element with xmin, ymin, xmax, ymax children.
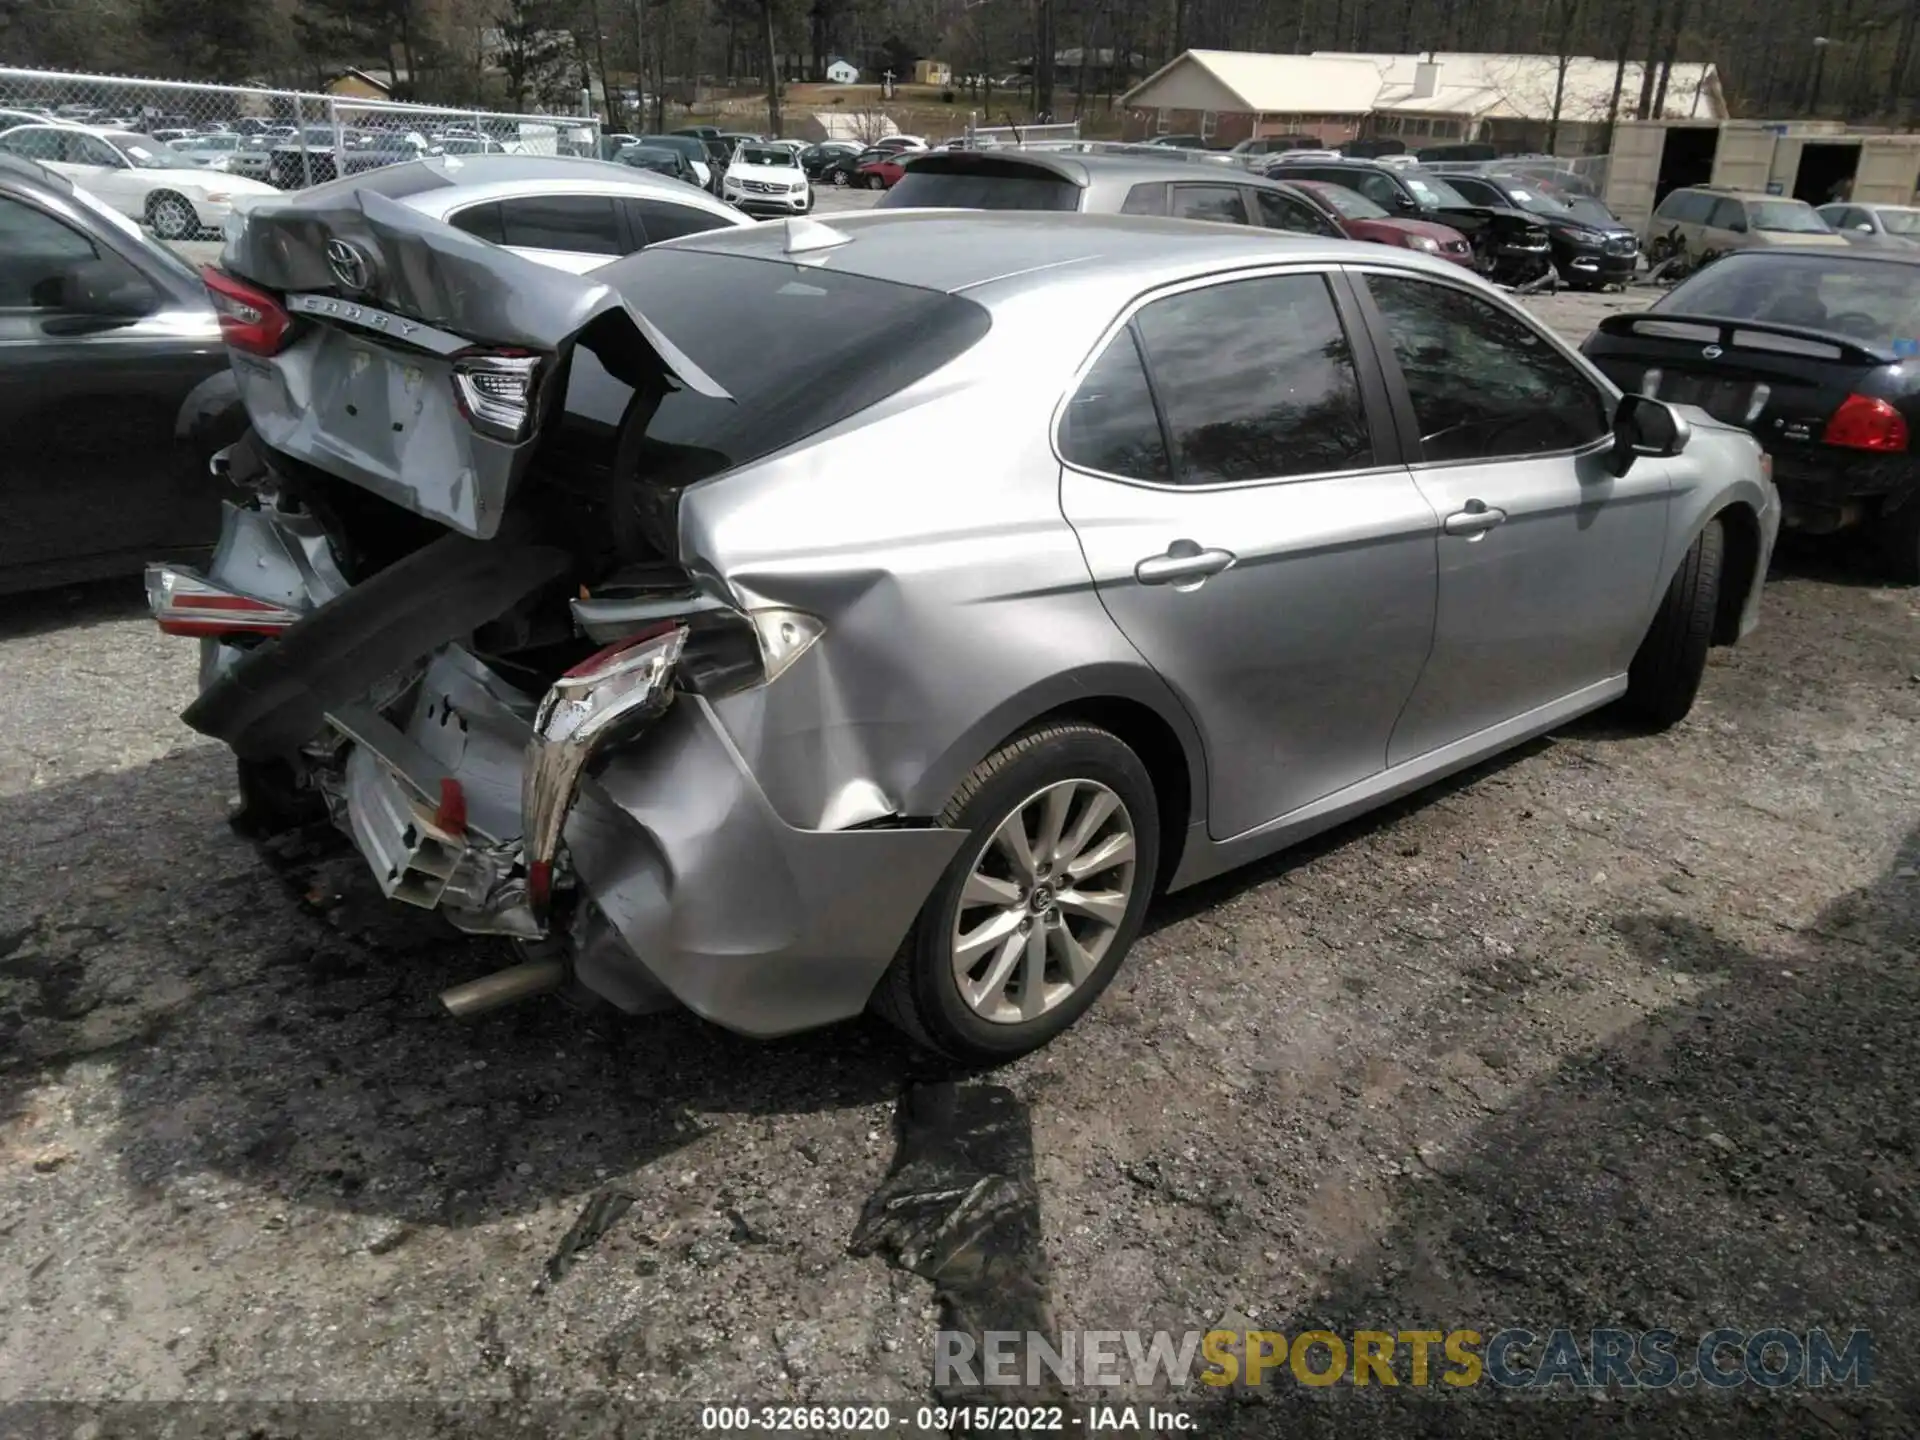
<box><xmin>825</xmin><ymin>59</ymin><xmax>859</xmax><ymax>85</ymax></box>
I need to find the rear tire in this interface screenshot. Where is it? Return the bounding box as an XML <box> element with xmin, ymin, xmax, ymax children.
<box><xmin>1622</xmin><ymin>517</ymin><xmax>1725</xmax><ymax>729</ymax></box>
<box><xmin>831</xmin><ymin>170</ymin><xmax>849</xmax><ymax>187</ymax></box>
<box><xmin>871</xmin><ymin>724</ymin><xmax>1160</xmax><ymax>1064</ymax></box>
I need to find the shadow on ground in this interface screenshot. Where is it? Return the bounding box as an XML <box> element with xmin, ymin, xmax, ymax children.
<box><xmin>1192</xmin><ymin>824</ymin><xmax>1920</xmax><ymax>1437</ymax></box>
<box><xmin>0</xmin><ymin>748</ymin><xmax>936</xmax><ymax>1231</ymax></box>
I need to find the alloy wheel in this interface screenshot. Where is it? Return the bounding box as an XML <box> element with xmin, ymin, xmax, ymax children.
<box><xmin>151</xmin><ymin>194</ymin><xmax>197</xmax><ymax>239</ymax></box>
<box><xmin>948</xmin><ymin>779</ymin><xmax>1137</xmax><ymax>1025</ymax></box>
<box><xmin>832</xmin><ymin>170</ymin><xmax>849</xmax><ymax>186</ymax></box>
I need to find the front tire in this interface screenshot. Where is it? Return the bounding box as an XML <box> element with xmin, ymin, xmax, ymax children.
<box><xmin>866</xmin><ymin>172</ymin><xmax>886</xmax><ymax>190</ymax></box>
<box><xmin>1622</xmin><ymin>516</ymin><xmax>1725</xmax><ymax>728</ymax></box>
<box><xmin>147</xmin><ymin>191</ymin><xmax>199</xmax><ymax>240</ymax></box>
<box><xmin>872</xmin><ymin>724</ymin><xmax>1160</xmax><ymax>1064</ymax></box>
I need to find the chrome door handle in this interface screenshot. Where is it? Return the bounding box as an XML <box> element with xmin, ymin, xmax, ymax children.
<box><xmin>1135</xmin><ymin>540</ymin><xmax>1237</xmax><ymax>586</ymax></box>
<box><xmin>1443</xmin><ymin>500</ymin><xmax>1508</xmax><ymax>537</ymax></box>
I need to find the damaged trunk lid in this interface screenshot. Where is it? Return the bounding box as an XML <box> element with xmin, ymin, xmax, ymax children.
<box><xmin>215</xmin><ymin>185</ymin><xmax>726</xmax><ymax>539</ymax></box>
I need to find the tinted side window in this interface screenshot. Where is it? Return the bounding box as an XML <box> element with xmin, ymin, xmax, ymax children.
<box><xmin>0</xmin><ymin>195</ymin><xmax>97</xmax><ymax>308</ymax></box>
<box><xmin>1254</xmin><ymin>189</ymin><xmax>1339</xmax><ymax>236</ymax></box>
<box><xmin>447</xmin><ymin>201</ymin><xmax>506</xmax><ymax>243</ymax></box>
<box><xmin>1444</xmin><ymin>176</ymin><xmax>1498</xmax><ymax>205</ymax></box>
<box><xmin>1059</xmin><ymin>328</ymin><xmax>1169</xmax><ymax>482</ymax></box>
<box><xmin>630</xmin><ymin>198</ymin><xmax>732</xmax><ymax>243</ymax></box>
<box><xmin>1707</xmin><ymin>197</ymin><xmax>1746</xmax><ymax>230</ymax></box>
<box><xmin>70</xmin><ymin>134</ymin><xmax>123</xmax><ymax>167</ymax></box>
<box><xmin>1365</xmin><ymin>274</ymin><xmax>1609</xmax><ymax>464</ymax></box>
<box><xmin>497</xmin><ymin>195</ymin><xmax>624</xmax><ymax>255</ymax></box>
<box><xmin>1133</xmin><ymin>274</ymin><xmax>1374</xmax><ymax>484</ymax></box>
<box><xmin>1120</xmin><ymin>182</ymin><xmax>1166</xmax><ymax>216</ymax></box>
<box><xmin>1168</xmin><ymin>184</ymin><xmax>1250</xmax><ymax>225</ymax></box>
<box><xmin>0</xmin><ymin>129</ymin><xmax>63</xmax><ymax>162</ymax></box>
<box><xmin>1349</xmin><ymin>171</ymin><xmax>1405</xmax><ymax>209</ymax></box>
<box><xmin>1662</xmin><ymin>190</ymin><xmax>1712</xmax><ymax>224</ymax></box>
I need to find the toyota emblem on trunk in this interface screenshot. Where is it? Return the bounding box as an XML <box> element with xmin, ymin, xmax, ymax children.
<box><xmin>325</xmin><ymin>239</ymin><xmax>371</xmax><ymax>292</ymax></box>
<box><xmin>1701</xmin><ymin>343</ymin><xmax>1723</xmax><ymax>359</ymax></box>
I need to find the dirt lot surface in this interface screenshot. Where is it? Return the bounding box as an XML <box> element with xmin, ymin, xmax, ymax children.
<box><xmin>3</xmin><ymin>278</ymin><xmax>1917</xmax><ymax>1436</ymax></box>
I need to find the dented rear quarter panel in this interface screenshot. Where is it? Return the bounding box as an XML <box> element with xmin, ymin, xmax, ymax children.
<box><xmin>675</xmin><ymin>282</ymin><xmax>1208</xmax><ymax>839</ymax></box>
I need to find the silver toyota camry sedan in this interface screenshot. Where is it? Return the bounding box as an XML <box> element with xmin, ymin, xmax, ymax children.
<box><xmin>151</xmin><ymin>193</ymin><xmax>1779</xmax><ymax>1062</ymax></box>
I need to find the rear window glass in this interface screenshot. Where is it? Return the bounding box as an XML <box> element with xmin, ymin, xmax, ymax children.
<box><xmin>880</xmin><ymin>159</ymin><xmax>1082</xmax><ymax>211</ymax></box>
<box><xmin>1654</xmin><ymin>250</ymin><xmax>1920</xmax><ymax>349</ymax></box>
<box><xmin>564</xmin><ymin>247</ymin><xmax>993</xmax><ymax>488</ymax></box>
<box><xmin>294</xmin><ymin>159</ymin><xmax>459</xmax><ymax>203</ymax></box>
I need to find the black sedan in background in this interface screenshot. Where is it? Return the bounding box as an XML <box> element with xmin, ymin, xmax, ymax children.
<box><xmin>1583</xmin><ymin>248</ymin><xmax>1920</xmax><ymax>579</ymax></box>
<box><xmin>800</xmin><ymin>141</ymin><xmax>860</xmax><ymax>178</ymax></box>
<box><xmin>616</xmin><ymin>142</ymin><xmax>703</xmax><ymax>187</ymax></box>
<box><xmin>0</xmin><ymin>153</ymin><xmax>242</xmax><ymax>595</ymax></box>
<box><xmin>1437</xmin><ymin>170</ymin><xmax>1639</xmax><ymax>288</ymax></box>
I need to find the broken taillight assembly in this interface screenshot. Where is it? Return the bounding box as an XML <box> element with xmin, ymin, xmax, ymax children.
<box><xmin>201</xmin><ymin>265</ymin><xmax>291</xmax><ymax>356</ymax></box>
<box><xmin>1823</xmin><ymin>394</ymin><xmax>1909</xmax><ymax>453</ymax></box>
<box><xmin>452</xmin><ymin>350</ymin><xmax>542</xmax><ymax>442</ymax></box>
<box><xmin>522</xmin><ymin>625</ymin><xmax>688</xmax><ymax>914</ymax></box>
<box><xmin>145</xmin><ymin>564</ymin><xmax>302</xmax><ymax>637</ymax></box>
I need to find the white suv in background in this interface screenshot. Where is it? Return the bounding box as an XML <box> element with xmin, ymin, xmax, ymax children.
<box><xmin>721</xmin><ymin>141</ymin><xmax>813</xmax><ymax>216</ymax></box>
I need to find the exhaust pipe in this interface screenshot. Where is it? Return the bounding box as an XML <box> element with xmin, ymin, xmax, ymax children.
<box><xmin>441</xmin><ymin>957</ymin><xmax>566</xmax><ymax>1018</ymax></box>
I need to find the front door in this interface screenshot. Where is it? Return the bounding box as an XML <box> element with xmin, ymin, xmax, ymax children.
<box><xmin>1057</xmin><ymin>269</ymin><xmax>1439</xmax><ymax>841</ymax></box>
<box><xmin>0</xmin><ymin>193</ymin><xmax>230</xmax><ymax>588</ymax></box>
<box><xmin>1350</xmin><ymin>269</ymin><xmax>1673</xmax><ymax>765</ymax></box>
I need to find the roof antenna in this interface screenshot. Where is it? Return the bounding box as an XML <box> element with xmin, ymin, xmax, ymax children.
<box><xmin>783</xmin><ymin>215</ymin><xmax>852</xmax><ymax>255</ymax></box>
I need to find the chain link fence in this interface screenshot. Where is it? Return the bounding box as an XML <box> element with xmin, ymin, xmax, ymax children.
<box><xmin>0</xmin><ymin>67</ymin><xmax>604</xmax><ymax>193</ymax></box>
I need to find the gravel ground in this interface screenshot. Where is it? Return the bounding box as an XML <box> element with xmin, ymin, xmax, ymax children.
<box><xmin>3</xmin><ymin>253</ymin><xmax>1917</xmax><ymax>1435</ymax></box>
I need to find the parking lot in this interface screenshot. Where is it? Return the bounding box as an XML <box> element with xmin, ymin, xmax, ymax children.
<box><xmin>4</xmin><ymin>209</ymin><xmax>1918</xmax><ymax>1432</ymax></box>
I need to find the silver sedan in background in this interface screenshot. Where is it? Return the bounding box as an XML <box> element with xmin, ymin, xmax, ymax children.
<box><xmin>154</xmin><ymin>203</ymin><xmax>1777</xmax><ymax>1062</ymax></box>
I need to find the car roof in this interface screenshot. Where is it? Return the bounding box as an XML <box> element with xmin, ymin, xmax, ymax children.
<box><xmin>1671</xmin><ymin>186</ymin><xmax>1801</xmax><ymax>202</ymax></box>
<box><xmin>655</xmin><ymin>207</ymin><xmax>1454</xmax><ymax>301</ymax></box>
<box><xmin>1697</xmin><ymin>245</ymin><xmax>1920</xmax><ymax>268</ymax></box>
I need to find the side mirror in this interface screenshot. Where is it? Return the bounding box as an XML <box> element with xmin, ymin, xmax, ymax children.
<box><xmin>53</xmin><ymin>257</ymin><xmax>158</xmax><ymax>320</ymax></box>
<box><xmin>1610</xmin><ymin>393</ymin><xmax>1690</xmax><ymax>475</ymax></box>
<box><xmin>1857</xmin><ymin>223</ymin><xmax>1874</xmax><ymax>233</ymax></box>
<box><xmin>1725</xmin><ymin>218</ymin><xmax>1748</xmax><ymax>233</ymax></box>
<box><xmin>1394</xmin><ymin>192</ymin><xmax>1421</xmax><ymax>214</ymax></box>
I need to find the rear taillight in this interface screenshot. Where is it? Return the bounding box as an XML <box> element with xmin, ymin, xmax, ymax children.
<box><xmin>201</xmin><ymin>265</ymin><xmax>290</xmax><ymax>356</ymax></box>
<box><xmin>145</xmin><ymin>564</ymin><xmax>300</xmax><ymax>638</ymax></box>
<box><xmin>452</xmin><ymin>351</ymin><xmax>542</xmax><ymax>442</ymax></box>
<box><xmin>1823</xmin><ymin>394</ymin><xmax>1909</xmax><ymax>453</ymax></box>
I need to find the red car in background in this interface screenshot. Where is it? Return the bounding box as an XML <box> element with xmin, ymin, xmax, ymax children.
<box><xmin>1283</xmin><ymin>178</ymin><xmax>1475</xmax><ymax>267</ymax></box>
<box><xmin>856</xmin><ymin>154</ymin><xmax>907</xmax><ymax>189</ymax></box>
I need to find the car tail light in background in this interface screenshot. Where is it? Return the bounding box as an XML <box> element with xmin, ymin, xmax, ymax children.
<box><xmin>452</xmin><ymin>351</ymin><xmax>542</xmax><ymax>442</ymax></box>
<box><xmin>201</xmin><ymin>266</ymin><xmax>290</xmax><ymax>355</ymax></box>
<box><xmin>145</xmin><ymin>564</ymin><xmax>301</xmax><ymax>637</ymax></box>
<box><xmin>1823</xmin><ymin>394</ymin><xmax>1909</xmax><ymax>453</ymax></box>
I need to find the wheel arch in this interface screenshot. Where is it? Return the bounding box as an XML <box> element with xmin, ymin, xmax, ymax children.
<box><xmin>903</xmin><ymin>664</ymin><xmax>1207</xmax><ymax>893</ymax></box>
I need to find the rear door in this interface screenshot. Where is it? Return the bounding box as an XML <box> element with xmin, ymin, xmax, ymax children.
<box><xmin>1352</xmin><ymin>269</ymin><xmax>1671</xmax><ymax>762</ymax></box>
<box><xmin>1057</xmin><ymin>268</ymin><xmax>1438</xmax><ymax>839</ymax></box>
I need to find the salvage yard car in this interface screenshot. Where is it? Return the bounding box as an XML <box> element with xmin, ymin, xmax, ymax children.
<box><xmin>0</xmin><ymin>122</ymin><xmax>277</xmax><ymax>238</ymax></box>
<box><xmin>152</xmin><ymin>201</ymin><xmax>1777</xmax><ymax>1062</ymax></box>
<box><xmin>1583</xmin><ymin>246</ymin><xmax>1920</xmax><ymax>579</ymax></box>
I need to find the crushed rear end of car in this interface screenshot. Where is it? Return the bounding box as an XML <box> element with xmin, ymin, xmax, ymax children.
<box><xmin>154</xmin><ymin>191</ymin><xmax>980</xmax><ymax>1033</ymax></box>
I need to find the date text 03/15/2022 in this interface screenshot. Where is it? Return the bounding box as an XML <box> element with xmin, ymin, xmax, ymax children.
<box><xmin>697</xmin><ymin>1404</ymin><xmax>1197</xmax><ymax>1432</ymax></box>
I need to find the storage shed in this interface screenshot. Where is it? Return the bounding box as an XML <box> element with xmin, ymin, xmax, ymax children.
<box><xmin>1606</xmin><ymin>118</ymin><xmax>1920</xmax><ymax>233</ymax></box>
